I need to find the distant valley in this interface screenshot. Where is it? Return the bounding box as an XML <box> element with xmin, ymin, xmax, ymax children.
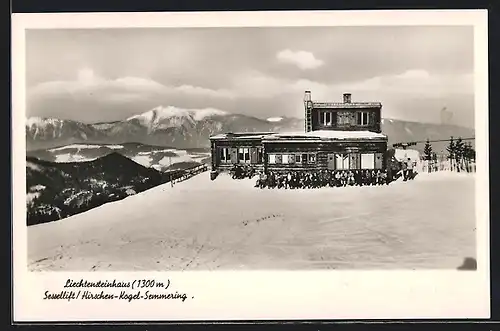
<box><xmin>26</xmin><ymin>142</ymin><xmax>211</xmax><ymax>172</ymax></box>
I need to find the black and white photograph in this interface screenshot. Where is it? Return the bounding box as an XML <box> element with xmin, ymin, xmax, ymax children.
<box><xmin>12</xmin><ymin>10</ymin><xmax>490</xmax><ymax>321</ymax></box>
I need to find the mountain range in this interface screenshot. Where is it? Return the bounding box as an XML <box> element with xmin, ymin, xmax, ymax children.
<box><xmin>26</xmin><ymin>106</ymin><xmax>475</xmax><ymax>155</ymax></box>
<box><xmin>26</xmin><ymin>106</ymin><xmax>304</xmax><ymax>151</ymax></box>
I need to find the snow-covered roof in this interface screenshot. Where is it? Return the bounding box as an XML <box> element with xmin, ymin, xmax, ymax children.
<box><xmin>211</xmin><ymin>130</ymin><xmax>387</xmax><ymax>142</ymax></box>
<box><xmin>210</xmin><ymin>132</ymin><xmax>276</xmax><ymax>140</ymax></box>
<box><xmin>262</xmin><ymin>130</ymin><xmax>387</xmax><ymax>142</ymax></box>
<box><xmin>312</xmin><ymin>101</ymin><xmax>382</xmax><ymax>109</ymax></box>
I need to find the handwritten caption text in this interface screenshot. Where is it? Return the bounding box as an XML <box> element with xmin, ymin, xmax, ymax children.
<box><xmin>43</xmin><ymin>278</ymin><xmax>193</xmax><ymax>302</ymax></box>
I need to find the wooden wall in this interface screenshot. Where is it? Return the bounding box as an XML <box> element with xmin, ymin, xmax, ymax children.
<box><xmin>311</xmin><ymin>107</ymin><xmax>382</xmax><ymax>133</ymax></box>
<box><xmin>264</xmin><ymin>140</ymin><xmax>387</xmax><ymax>172</ymax></box>
<box><xmin>211</xmin><ymin>138</ymin><xmax>388</xmax><ymax>173</ymax></box>
<box><xmin>211</xmin><ymin>138</ymin><xmax>265</xmax><ymax>171</ymax></box>
<box><xmin>264</xmin><ymin>141</ymin><xmax>387</xmax><ymax>153</ymax></box>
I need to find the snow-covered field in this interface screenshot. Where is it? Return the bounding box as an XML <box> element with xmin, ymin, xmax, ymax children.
<box><xmin>130</xmin><ymin>149</ymin><xmax>209</xmax><ymax>170</ymax></box>
<box><xmin>27</xmin><ymin>171</ymin><xmax>476</xmax><ymax>271</ymax></box>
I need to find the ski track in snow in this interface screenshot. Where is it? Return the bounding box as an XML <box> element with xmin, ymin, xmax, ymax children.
<box><xmin>27</xmin><ymin>172</ymin><xmax>476</xmax><ymax>271</ymax></box>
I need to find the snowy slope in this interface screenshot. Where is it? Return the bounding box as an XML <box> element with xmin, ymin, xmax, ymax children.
<box><xmin>28</xmin><ymin>171</ymin><xmax>476</xmax><ymax>271</ymax></box>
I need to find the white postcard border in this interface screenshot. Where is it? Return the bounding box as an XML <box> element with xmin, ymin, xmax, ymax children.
<box><xmin>12</xmin><ymin>10</ymin><xmax>490</xmax><ymax>321</ymax></box>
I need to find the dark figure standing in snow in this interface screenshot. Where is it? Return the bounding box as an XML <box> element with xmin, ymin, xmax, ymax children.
<box><xmin>354</xmin><ymin>170</ymin><xmax>362</xmax><ymax>186</ymax></box>
<box><xmin>376</xmin><ymin>170</ymin><xmax>383</xmax><ymax>185</ymax></box>
<box><xmin>347</xmin><ymin>171</ymin><xmax>355</xmax><ymax>186</ymax></box>
<box><xmin>406</xmin><ymin>158</ymin><xmax>414</xmax><ymax>180</ymax></box>
<box><xmin>402</xmin><ymin>161</ymin><xmax>408</xmax><ymax>181</ymax></box>
<box><xmin>339</xmin><ymin>171</ymin><xmax>346</xmax><ymax>187</ymax></box>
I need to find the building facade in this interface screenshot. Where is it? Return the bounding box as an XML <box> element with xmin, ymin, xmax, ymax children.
<box><xmin>210</xmin><ymin>92</ymin><xmax>389</xmax><ymax>178</ymax></box>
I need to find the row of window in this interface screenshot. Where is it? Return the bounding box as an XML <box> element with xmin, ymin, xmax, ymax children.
<box><xmin>219</xmin><ymin>147</ymin><xmax>263</xmax><ymax>164</ymax></box>
<box><xmin>219</xmin><ymin>148</ymin><xmax>383</xmax><ymax>169</ymax></box>
<box><xmin>268</xmin><ymin>152</ymin><xmax>384</xmax><ymax>170</ymax></box>
<box><xmin>332</xmin><ymin>153</ymin><xmax>383</xmax><ymax>170</ymax></box>
<box><xmin>268</xmin><ymin>153</ymin><xmax>316</xmax><ymax>164</ymax></box>
<box><xmin>220</xmin><ymin>148</ymin><xmax>316</xmax><ymax>165</ymax></box>
<box><xmin>320</xmin><ymin>111</ymin><xmax>371</xmax><ymax>127</ymax></box>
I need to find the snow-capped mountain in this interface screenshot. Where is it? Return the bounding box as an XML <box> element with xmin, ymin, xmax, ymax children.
<box><xmin>126</xmin><ymin>106</ymin><xmax>229</xmax><ymax>132</ymax></box>
<box><xmin>267</xmin><ymin>116</ymin><xmax>284</xmax><ymax>122</ymax></box>
<box><xmin>25</xmin><ymin>117</ymin><xmax>108</xmax><ymax>150</ymax></box>
<box><xmin>26</xmin><ymin>106</ymin><xmax>474</xmax><ymax>153</ymax></box>
<box><xmin>26</xmin><ymin>106</ymin><xmax>304</xmax><ymax>151</ymax></box>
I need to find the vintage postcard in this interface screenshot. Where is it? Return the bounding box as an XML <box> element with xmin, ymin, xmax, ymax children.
<box><xmin>12</xmin><ymin>10</ymin><xmax>489</xmax><ymax>322</ymax></box>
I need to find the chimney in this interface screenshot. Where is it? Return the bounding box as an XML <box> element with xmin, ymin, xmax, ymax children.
<box><xmin>343</xmin><ymin>93</ymin><xmax>352</xmax><ymax>103</ymax></box>
<box><xmin>304</xmin><ymin>91</ymin><xmax>312</xmax><ymax>133</ymax></box>
<box><xmin>304</xmin><ymin>90</ymin><xmax>311</xmax><ymax>102</ymax></box>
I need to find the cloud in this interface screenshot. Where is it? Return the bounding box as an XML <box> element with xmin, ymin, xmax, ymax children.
<box><xmin>395</xmin><ymin>69</ymin><xmax>431</xmax><ymax>80</ymax></box>
<box><xmin>276</xmin><ymin>49</ymin><xmax>324</xmax><ymax>70</ymax></box>
<box><xmin>230</xmin><ymin>69</ymin><xmax>473</xmax><ymax>101</ymax></box>
<box><xmin>29</xmin><ymin>67</ymin><xmax>472</xmax><ymax>108</ymax></box>
<box><xmin>29</xmin><ymin>69</ymin><xmax>237</xmax><ymax>104</ymax></box>
<box><xmin>27</xmin><ymin>67</ymin><xmax>473</xmax><ymax>126</ymax></box>
<box><xmin>174</xmin><ymin>85</ymin><xmax>234</xmax><ymax>99</ymax></box>
<box><xmin>342</xmin><ymin>69</ymin><xmax>473</xmax><ymax>97</ymax></box>
<box><xmin>77</xmin><ymin>68</ymin><xmax>96</xmax><ymax>84</ymax></box>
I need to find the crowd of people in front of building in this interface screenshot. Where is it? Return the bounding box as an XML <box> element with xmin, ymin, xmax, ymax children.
<box><xmin>229</xmin><ymin>164</ymin><xmax>256</xmax><ymax>179</ymax></box>
<box><xmin>227</xmin><ymin>158</ymin><xmax>417</xmax><ymax>189</ymax></box>
<box><xmin>254</xmin><ymin>169</ymin><xmax>391</xmax><ymax>189</ymax></box>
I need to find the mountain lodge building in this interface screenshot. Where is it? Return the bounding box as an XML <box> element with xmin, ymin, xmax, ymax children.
<box><xmin>209</xmin><ymin>92</ymin><xmax>389</xmax><ymax>179</ymax></box>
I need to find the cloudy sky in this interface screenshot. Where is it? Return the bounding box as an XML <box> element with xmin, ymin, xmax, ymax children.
<box><xmin>26</xmin><ymin>26</ymin><xmax>474</xmax><ymax>127</ymax></box>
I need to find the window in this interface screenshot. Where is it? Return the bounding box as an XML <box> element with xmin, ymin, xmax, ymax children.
<box><xmin>257</xmin><ymin>148</ymin><xmax>263</xmax><ymax>163</ymax></box>
<box><xmin>282</xmin><ymin>154</ymin><xmax>289</xmax><ymax>164</ymax></box>
<box><xmin>269</xmin><ymin>154</ymin><xmax>276</xmax><ymax>164</ymax></box>
<box><xmin>238</xmin><ymin>147</ymin><xmax>250</xmax><ymax>163</ymax></box>
<box><xmin>336</xmin><ymin>154</ymin><xmax>349</xmax><ymax>170</ymax></box>
<box><xmin>308</xmin><ymin>153</ymin><xmax>316</xmax><ymax>164</ymax></box>
<box><xmin>220</xmin><ymin>147</ymin><xmax>230</xmax><ymax>163</ymax></box>
<box><xmin>337</xmin><ymin>112</ymin><xmax>351</xmax><ymax>125</ymax></box>
<box><xmin>296</xmin><ymin>154</ymin><xmax>301</xmax><ymax>163</ymax></box>
<box><xmin>350</xmin><ymin>153</ymin><xmax>360</xmax><ymax>170</ymax></box>
<box><xmin>276</xmin><ymin>154</ymin><xmax>283</xmax><ymax>164</ymax></box>
<box><xmin>358</xmin><ymin>111</ymin><xmax>370</xmax><ymax>126</ymax></box>
<box><xmin>321</xmin><ymin>111</ymin><xmax>333</xmax><ymax>126</ymax></box>
<box><xmin>361</xmin><ymin>153</ymin><xmax>375</xmax><ymax>169</ymax></box>
<box><xmin>289</xmin><ymin>154</ymin><xmax>295</xmax><ymax>164</ymax></box>
<box><xmin>375</xmin><ymin>153</ymin><xmax>383</xmax><ymax>169</ymax></box>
